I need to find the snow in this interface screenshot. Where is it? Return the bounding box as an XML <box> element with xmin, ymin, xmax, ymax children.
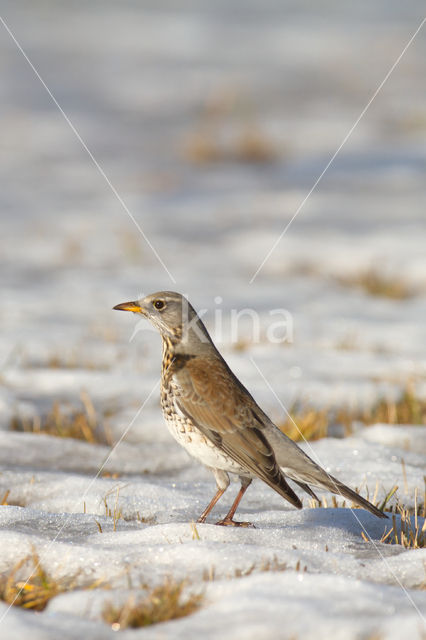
<box><xmin>1</xmin><ymin>0</ymin><xmax>426</xmax><ymax>638</ymax></box>
<box><xmin>0</xmin><ymin>431</ymin><xmax>425</xmax><ymax>638</ymax></box>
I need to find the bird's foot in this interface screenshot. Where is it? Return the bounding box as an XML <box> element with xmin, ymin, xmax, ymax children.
<box><xmin>215</xmin><ymin>518</ymin><xmax>255</xmax><ymax>528</ymax></box>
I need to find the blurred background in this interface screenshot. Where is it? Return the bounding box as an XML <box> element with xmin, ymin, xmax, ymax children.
<box><xmin>1</xmin><ymin>1</ymin><xmax>426</xmax><ymax>440</ymax></box>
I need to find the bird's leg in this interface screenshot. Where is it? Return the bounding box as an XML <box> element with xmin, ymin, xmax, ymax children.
<box><xmin>216</xmin><ymin>478</ymin><xmax>253</xmax><ymax>527</ymax></box>
<box><xmin>197</xmin><ymin>488</ymin><xmax>226</xmax><ymax>523</ymax></box>
<box><xmin>197</xmin><ymin>468</ymin><xmax>230</xmax><ymax>523</ymax></box>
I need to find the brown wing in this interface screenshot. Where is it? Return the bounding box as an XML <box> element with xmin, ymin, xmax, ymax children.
<box><xmin>174</xmin><ymin>356</ymin><xmax>302</xmax><ymax>509</ymax></box>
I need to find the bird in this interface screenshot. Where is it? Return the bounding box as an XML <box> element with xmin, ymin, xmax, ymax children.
<box><xmin>114</xmin><ymin>291</ymin><xmax>387</xmax><ymax>526</ymax></box>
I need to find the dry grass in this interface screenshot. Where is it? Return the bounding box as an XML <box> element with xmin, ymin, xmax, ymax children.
<box><xmin>336</xmin><ymin>269</ymin><xmax>415</xmax><ymax>300</ymax></box>
<box><xmin>103</xmin><ymin>486</ymin><xmax>124</xmax><ymax>531</ymax></box>
<box><xmin>0</xmin><ymin>551</ymin><xmax>79</xmax><ymax>611</ymax></box>
<box><xmin>45</xmin><ymin>354</ymin><xmax>109</xmax><ymax>370</ymax></box>
<box><xmin>278</xmin><ymin>405</ymin><xmax>330</xmax><ymax>441</ymax></box>
<box><xmin>335</xmin><ymin>384</ymin><xmax>426</xmax><ymax>434</ymax></box>
<box><xmin>202</xmin><ymin>555</ymin><xmax>306</xmax><ymax>583</ymax></box>
<box><xmin>103</xmin><ymin>579</ymin><xmax>203</xmax><ymax>630</ymax></box>
<box><xmin>378</xmin><ymin>484</ymin><xmax>426</xmax><ymax>549</ymax></box>
<box><xmin>233</xmin><ymin>556</ymin><xmax>308</xmax><ymax>578</ymax></box>
<box><xmin>278</xmin><ymin>385</ymin><xmax>426</xmax><ymax>442</ymax></box>
<box><xmin>0</xmin><ymin>489</ymin><xmax>25</xmax><ymax>508</ymax></box>
<box><xmin>183</xmin><ymin>92</ymin><xmax>277</xmax><ymax>166</ymax></box>
<box><xmin>190</xmin><ymin>522</ymin><xmax>201</xmax><ymax>540</ymax></box>
<box><xmin>307</xmin><ymin>478</ymin><xmax>426</xmax><ymax>550</ymax></box>
<box><xmin>358</xmin><ymin>385</ymin><xmax>426</xmax><ymax>427</ymax></box>
<box><xmin>233</xmin><ymin>128</ymin><xmax>278</xmax><ymax>164</ymax></box>
<box><xmin>379</xmin><ymin>509</ymin><xmax>426</xmax><ymax>549</ymax></box>
<box><xmin>10</xmin><ymin>391</ymin><xmax>112</xmax><ymax>445</ymax></box>
<box><xmin>185</xmin><ymin>126</ymin><xmax>277</xmax><ymax>165</ymax></box>
<box><xmin>232</xmin><ymin>556</ymin><xmax>290</xmax><ymax>579</ymax></box>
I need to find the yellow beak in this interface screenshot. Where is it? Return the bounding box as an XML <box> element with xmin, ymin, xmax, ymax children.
<box><xmin>113</xmin><ymin>301</ymin><xmax>142</xmax><ymax>313</ymax></box>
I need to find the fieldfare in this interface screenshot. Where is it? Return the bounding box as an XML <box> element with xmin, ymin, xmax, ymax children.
<box><xmin>114</xmin><ymin>291</ymin><xmax>387</xmax><ymax>526</ymax></box>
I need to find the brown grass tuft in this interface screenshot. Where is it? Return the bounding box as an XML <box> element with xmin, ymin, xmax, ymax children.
<box><xmin>10</xmin><ymin>391</ymin><xmax>112</xmax><ymax>445</ymax></box>
<box><xmin>103</xmin><ymin>486</ymin><xmax>124</xmax><ymax>531</ymax></box>
<box><xmin>358</xmin><ymin>385</ymin><xmax>426</xmax><ymax>427</ymax></box>
<box><xmin>380</xmin><ymin>509</ymin><xmax>426</xmax><ymax>549</ymax></box>
<box><xmin>233</xmin><ymin>127</ymin><xmax>277</xmax><ymax>164</ymax></box>
<box><xmin>278</xmin><ymin>384</ymin><xmax>426</xmax><ymax>442</ymax></box>
<box><xmin>278</xmin><ymin>405</ymin><xmax>330</xmax><ymax>441</ymax></box>
<box><xmin>308</xmin><ymin>480</ymin><xmax>426</xmax><ymax>549</ymax></box>
<box><xmin>232</xmin><ymin>556</ymin><xmax>289</xmax><ymax>579</ymax></box>
<box><xmin>103</xmin><ymin>579</ymin><xmax>203</xmax><ymax>630</ymax></box>
<box><xmin>336</xmin><ymin>269</ymin><xmax>415</xmax><ymax>300</ymax></box>
<box><xmin>202</xmin><ymin>555</ymin><xmax>306</xmax><ymax>583</ymax></box>
<box><xmin>183</xmin><ymin>92</ymin><xmax>277</xmax><ymax>166</ymax></box>
<box><xmin>379</xmin><ymin>484</ymin><xmax>426</xmax><ymax>549</ymax></box>
<box><xmin>45</xmin><ymin>354</ymin><xmax>109</xmax><ymax>370</ymax></box>
<box><xmin>184</xmin><ymin>126</ymin><xmax>277</xmax><ymax>165</ymax></box>
<box><xmin>335</xmin><ymin>384</ymin><xmax>426</xmax><ymax>434</ymax></box>
<box><xmin>0</xmin><ymin>551</ymin><xmax>78</xmax><ymax>611</ymax></box>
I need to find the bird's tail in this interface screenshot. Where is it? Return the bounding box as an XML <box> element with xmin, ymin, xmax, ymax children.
<box><xmin>280</xmin><ymin>457</ymin><xmax>387</xmax><ymax>518</ymax></box>
<box><xmin>284</xmin><ymin>464</ymin><xmax>387</xmax><ymax>518</ymax></box>
<box><xmin>267</xmin><ymin>428</ymin><xmax>388</xmax><ymax>519</ymax></box>
<box><xmin>310</xmin><ymin>472</ymin><xmax>387</xmax><ymax>519</ymax></box>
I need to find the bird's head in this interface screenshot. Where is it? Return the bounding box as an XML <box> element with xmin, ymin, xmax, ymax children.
<box><xmin>113</xmin><ymin>291</ymin><xmax>211</xmax><ymax>347</ymax></box>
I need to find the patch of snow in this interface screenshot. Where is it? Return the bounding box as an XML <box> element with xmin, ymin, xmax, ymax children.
<box><xmin>1</xmin><ymin>0</ymin><xmax>426</xmax><ymax>637</ymax></box>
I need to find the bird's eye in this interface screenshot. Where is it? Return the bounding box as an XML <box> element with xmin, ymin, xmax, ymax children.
<box><xmin>153</xmin><ymin>299</ymin><xmax>165</xmax><ymax>310</ymax></box>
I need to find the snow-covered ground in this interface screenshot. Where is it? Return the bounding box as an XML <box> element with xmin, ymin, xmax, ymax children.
<box><xmin>1</xmin><ymin>1</ymin><xmax>426</xmax><ymax>638</ymax></box>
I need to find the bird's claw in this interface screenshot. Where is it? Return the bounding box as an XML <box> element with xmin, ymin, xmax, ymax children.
<box><xmin>215</xmin><ymin>519</ymin><xmax>255</xmax><ymax>528</ymax></box>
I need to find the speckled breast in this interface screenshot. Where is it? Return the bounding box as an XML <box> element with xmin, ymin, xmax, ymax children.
<box><xmin>160</xmin><ymin>379</ymin><xmax>245</xmax><ymax>475</ymax></box>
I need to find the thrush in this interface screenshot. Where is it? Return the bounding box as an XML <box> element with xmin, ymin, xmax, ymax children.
<box><xmin>114</xmin><ymin>291</ymin><xmax>387</xmax><ymax>526</ymax></box>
